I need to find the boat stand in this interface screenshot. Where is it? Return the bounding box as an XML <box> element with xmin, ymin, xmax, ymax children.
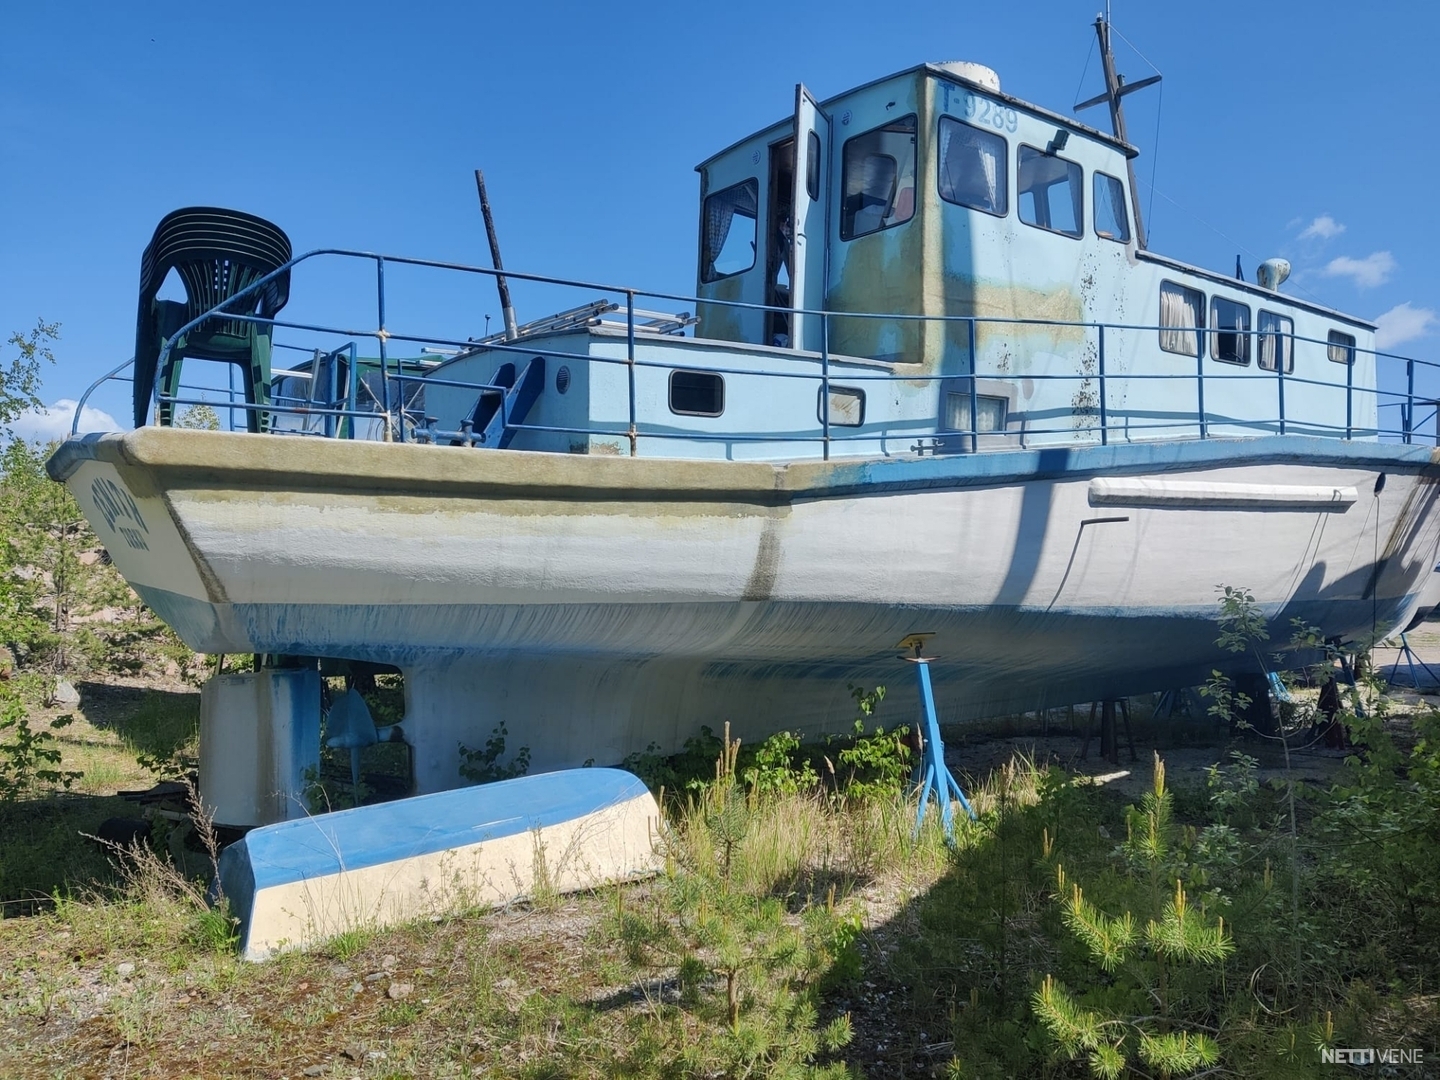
<box><xmin>1389</xmin><ymin>632</ymin><xmax>1439</xmax><ymax>690</ymax></box>
<box><xmin>898</xmin><ymin>635</ymin><xmax>975</xmax><ymax>839</ymax></box>
<box><xmin>1080</xmin><ymin>699</ymin><xmax>1137</xmax><ymax>765</ymax></box>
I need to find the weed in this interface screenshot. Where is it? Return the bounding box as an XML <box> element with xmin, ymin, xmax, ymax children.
<box><xmin>0</xmin><ymin>700</ymin><xmax>81</xmax><ymax>801</ymax></box>
<box><xmin>459</xmin><ymin>723</ymin><xmax>532</xmax><ymax>784</ymax></box>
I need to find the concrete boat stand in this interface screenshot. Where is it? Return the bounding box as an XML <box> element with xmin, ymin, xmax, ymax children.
<box><xmin>195</xmin><ymin>668</ymin><xmax>660</xmax><ymax>961</ymax></box>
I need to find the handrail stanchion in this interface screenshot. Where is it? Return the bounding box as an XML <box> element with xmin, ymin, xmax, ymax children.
<box><xmin>1346</xmin><ymin>358</ymin><xmax>1353</xmax><ymax>440</ymax></box>
<box><xmin>820</xmin><ymin>312</ymin><xmax>831</xmax><ymax>461</ymax></box>
<box><xmin>1406</xmin><ymin>357</ymin><xmax>1415</xmax><ymax>444</ymax></box>
<box><xmin>626</xmin><ymin>290</ymin><xmax>638</xmax><ymax>457</ymax></box>
<box><xmin>967</xmin><ymin>318</ymin><xmax>979</xmax><ymax>452</ymax></box>
<box><xmin>1097</xmin><ymin>324</ymin><xmax>1108</xmax><ymax>446</ymax></box>
<box><xmin>1196</xmin><ymin>336</ymin><xmax>1207</xmax><ymax>439</ymax></box>
<box><xmin>1277</xmin><ymin>342</ymin><xmax>1286</xmax><ymax>436</ymax></box>
<box><xmin>375</xmin><ymin>257</ymin><xmax>397</xmax><ymax>442</ymax></box>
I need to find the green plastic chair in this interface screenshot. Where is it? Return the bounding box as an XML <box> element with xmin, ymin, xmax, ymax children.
<box><xmin>133</xmin><ymin>207</ymin><xmax>292</xmax><ymax>432</ymax></box>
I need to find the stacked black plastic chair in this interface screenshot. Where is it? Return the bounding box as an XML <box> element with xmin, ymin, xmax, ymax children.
<box><xmin>133</xmin><ymin>207</ymin><xmax>292</xmax><ymax>432</ymax></box>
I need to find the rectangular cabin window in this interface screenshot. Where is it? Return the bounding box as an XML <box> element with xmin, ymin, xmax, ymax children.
<box><xmin>944</xmin><ymin>391</ymin><xmax>1006</xmax><ymax>433</ymax></box>
<box><xmin>840</xmin><ymin>115</ymin><xmax>917</xmax><ymax>240</ymax></box>
<box><xmin>937</xmin><ymin>117</ymin><xmax>1007</xmax><ymax>216</ymax></box>
<box><xmin>1159</xmin><ymin>282</ymin><xmax>1205</xmax><ymax>356</ymax></box>
<box><xmin>1093</xmin><ymin>172</ymin><xmax>1130</xmax><ymax>243</ymax></box>
<box><xmin>818</xmin><ymin>385</ymin><xmax>865</xmax><ymax>427</ymax></box>
<box><xmin>669</xmin><ymin>370</ymin><xmax>725</xmax><ymax>417</ymax></box>
<box><xmin>1328</xmin><ymin>330</ymin><xmax>1356</xmax><ymax>364</ymax></box>
<box><xmin>1017</xmin><ymin>146</ymin><xmax>1082</xmax><ymax>238</ymax></box>
<box><xmin>1211</xmin><ymin>297</ymin><xmax>1251</xmax><ymax>365</ymax></box>
<box><xmin>1257</xmin><ymin>311</ymin><xmax>1294</xmax><ymax>372</ymax></box>
<box><xmin>806</xmin><ymin>130</ymin><xmax>821</xmax><ymax>201</ymax></box>
<box><xmin>701</xmin><ymin>180</ymin><xmax>758</xmax><ymax>282</ymax></box>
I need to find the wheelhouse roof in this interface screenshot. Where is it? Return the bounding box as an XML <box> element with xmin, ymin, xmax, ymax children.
<box><xmin>696</xmin><ymin>61</ymin><xmax>1137</xmax><ymax>173</ymax></box>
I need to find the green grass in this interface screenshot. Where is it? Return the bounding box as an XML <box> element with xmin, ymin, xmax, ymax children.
<box><xmin>3</xmin><ymin>687</ymin><xmax>1439</xmax><ymax>1077</ymax></box>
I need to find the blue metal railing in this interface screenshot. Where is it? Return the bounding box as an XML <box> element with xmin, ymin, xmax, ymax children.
<box><xmin>73</xmin><ymin>246</ymin><xmax>1440</xmax><ymax>457</ymax></box>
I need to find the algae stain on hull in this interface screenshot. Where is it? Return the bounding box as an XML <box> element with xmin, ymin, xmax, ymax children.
<box><xmin>697</xmin><ymin>276</ymin><xmax>747</xmax><ymax>344</ymax></box>
<box><xmin>940</xmin><ymin>281</ymin><xmax>1086</xmax><ymax>367</ymax></box>
<box><xmin>827</xmin><ymin>223</ymin><xmax>927</xmax><ymax>365</ymax></box>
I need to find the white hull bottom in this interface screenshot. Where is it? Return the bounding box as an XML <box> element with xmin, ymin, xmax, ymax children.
<box><xmin>49</xmin><ymin>429</ymin><xmax>1440</xmax><ymax>792</ymax></box>
<box><xmin>142</xmin><ymin>591</ymin><xmax>1412</xmax><ymax>791</ymax></box>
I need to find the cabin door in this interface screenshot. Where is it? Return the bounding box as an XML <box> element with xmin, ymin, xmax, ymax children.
<box><xmin>790</xmin><ymin>84</ymin><xmax>830</xmax><ymax>353</ymax></box>
<box><xmin>763</xmin><ymin>138</ymin><xmax>795</xmax><ymax>348</ymax></box>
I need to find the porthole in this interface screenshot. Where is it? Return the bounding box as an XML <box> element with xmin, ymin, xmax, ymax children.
<box><xmin>669</xmin><ymin>370</ymin><xmax>724</xmax><ymax>417</ymax></box>
<box><xmin>555</xmin><ymin>365</ymin><xmax>571</xmax><ymax>394</ymax></box>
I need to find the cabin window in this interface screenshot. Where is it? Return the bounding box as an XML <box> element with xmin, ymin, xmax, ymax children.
<box><xmin>701</xmin><ymin>180</ymin><xmax>759</xmax><ymax>282</ymax></box>
<box><xmin>818</xmin><ymin>385</ymin><xmax>865</xmax><ymax>428</ymax></box>
<box><xmin>840</xmin><ymin>115</ymin><xmax>917</xmax><ymax>240</ymax></box>
<box><xmin>1328</xmin><ymin>330</ymin><xmax>1356</xmax><ymax>364</ymax></box>
<box><xmin>937</xmin><ymin>117</ymin><xmax>1007</xmax><ymax>217</ymax></box>
<box><xmin>1257</xmin><ymin>311</ymin><xmax>1294</xmax><ymax>373</ymax></box>
<box><xmin>669</xmin><ymin>370</ymin><xmax>725</xmax><ymax>417</ymax></box>
<box><xmin>1017</xmin><ymin>146</ymin><xmax>1082</xmax><ymax>238</ymax></box>
<box><xmin>805</xmin><ymin>131</ymin><xmax>821</xmax><ymax>201</ymax></box>
<box><xmin>1093</xmin><ymin>172</ymin><xmax>1130</xmax><ymax>243</ymax></box>
<box><xmin>1159</xmin><ymin>282</ymin><xmax>1205</xmax><ymax>356</ymax></box>
<box><xmin>1211</xmin><ymin>298</ymin><xmax>1251</xmax><ymax>365</ymax></box>
<box><xmin>944</xmin><ymin>391</ymin><xmax>1007</xmax><ymax>433</ymax></box>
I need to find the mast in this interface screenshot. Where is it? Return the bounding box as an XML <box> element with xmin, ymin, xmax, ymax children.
<box><xmin>474</xmin><ymin>169</ymin><xmax>518</xmax><ymax>340</ymax></box>
<box><xmin>1075</xmin><ymin>9</ymin><xmax>1160</xmax><ymax>249</ymax></box>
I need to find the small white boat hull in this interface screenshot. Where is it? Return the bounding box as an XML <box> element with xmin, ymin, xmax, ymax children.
<box><xmin>218</xmin><ymin>768</ymin><xmax>660</xmax><ymax>961</ymax></box>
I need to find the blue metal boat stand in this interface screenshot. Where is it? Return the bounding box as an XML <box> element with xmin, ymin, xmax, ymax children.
<box><xmin>898</xmin><ymin>634</ymin><xmax>975</xmax><ymax>840</ymax></box>
<box><xmin>1391</xmin><ymin>632</ymin><xmax>1440</xmax><ymax>690</ymax></box>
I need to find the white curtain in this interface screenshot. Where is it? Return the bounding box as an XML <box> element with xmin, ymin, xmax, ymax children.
<box><xmin>1258</xmin><ymin>312</ymin><xmax>1293</xmax><ymax>372</ymax></box>
<box><xmin>1159</xmin><ymin>283</ymin><xmax>1202</xmax><ymax>356</ymax></box>
<box><xmin>939</xmin><ymin>119</ymin><xmax>1002</xmax><ymax>214</ymax></box>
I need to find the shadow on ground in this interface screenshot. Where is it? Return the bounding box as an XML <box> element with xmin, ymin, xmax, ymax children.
<box><xmin>74</xmin><ymin>680</ymin><xmax>198</xmax><ymax>765</ymax></box>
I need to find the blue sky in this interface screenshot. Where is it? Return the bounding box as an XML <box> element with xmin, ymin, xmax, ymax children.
<box><xmin>3</xmin><ymin>0</ymin><xmax>1436</xmax><ymax>436</ymax></box>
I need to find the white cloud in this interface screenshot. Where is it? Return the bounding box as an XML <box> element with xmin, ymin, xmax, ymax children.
<box><xmin>5</xmin><ymin>399</ymin><xmax>122</xmax><ymax>444</ymax></box>
<box><xmin>1322</xmin><ymin>251</ymin><xmax>1396</xmax><ymax>289</ymax></box>
<box><xmin>1375</xmin><ymin>302</ymin><xmax>1437</xmax><ymax>350</ymax></box>
<box><xmin>1298</xmin><ymin>214</ymin><xmax>1346</xmax><ymax>241</ymax></box>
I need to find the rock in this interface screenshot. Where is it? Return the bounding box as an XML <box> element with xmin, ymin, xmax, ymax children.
<box><xmin>50</xmin><ymin>679</ymin><xmax>81</xmax><ymax>707</ymax></box>
<box><xmin>341</xmin><ymin>1045</ymin><xmax>364</xmax><ymax>1062</ymax></box>
<box><xmin>380</xmin><ymin>954</ymin><xmax>397</xmax><ymax>971</ymax></box>
<box><xmin>302</xmin><ymin>1067</ymin><xmax>325</xmax><ymax>1077</ymax></box>
<box><xmin>386</xmin><ymin>981</ymin><xmax>414</xmax><ymax>1000</ymax></box>
<box><xmin>116</xmin><ymin>962</ymin><xmax>135</xmax><ymax>977</ymax></box>
<box><xmin>363</xmin><ymin>972</ymin><xmax>384</xmax><ymax>982</ymax></box>
<box><xmin>95</xmin><ymin>818</ymin><xmax>151</xmax><ymax>849</ymax></box>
